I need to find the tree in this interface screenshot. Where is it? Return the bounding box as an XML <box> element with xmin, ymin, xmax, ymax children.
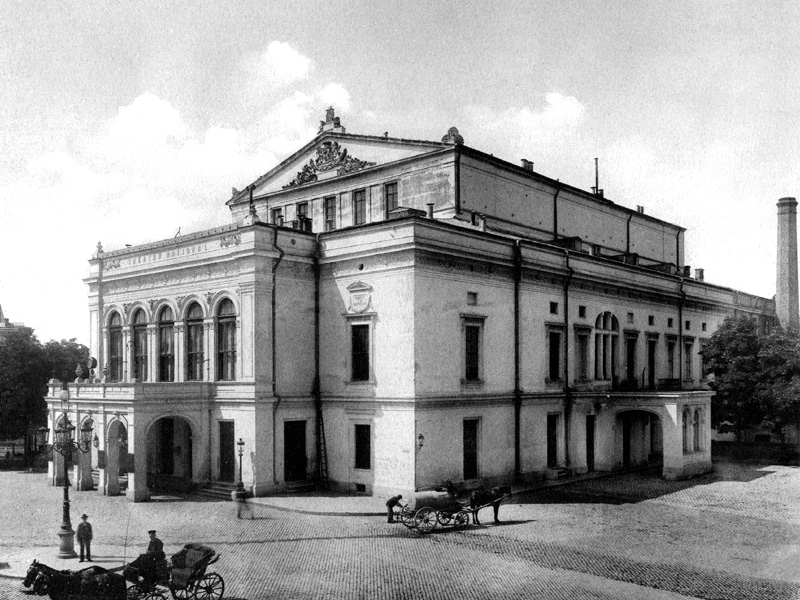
<box><xmin>758</xmin><ymin>327</ymin><xmax>800</xmax><ymax>450</ymax></box>
<box><xmin>703</xmin><ymin>315</ymin><xmax>765</xmax><ymax>438</ymax></box>
<box><xmin>43</xmin><ymin>338</ymin><xmax>90</xmax><ymax>382</ymax></box>
<box><xmin>0</xmin><ymin>329</ymin><xmax>49</xmax><ymax>444</ymax></box>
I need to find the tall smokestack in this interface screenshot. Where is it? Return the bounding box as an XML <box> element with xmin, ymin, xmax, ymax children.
<box><xmin>776</xmin><ymin>197</ymin><xmax>800</xmax><ymax>328</ymax></box>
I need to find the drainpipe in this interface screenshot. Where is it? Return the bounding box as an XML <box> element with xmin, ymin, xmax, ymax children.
<box><xmin>626</xmin><ymin>212</ymin><xmax>633</xmax><ymax>254</ymax></box>
<box><xmin>513</xmin><ymin>240</ymin><xmax>523</xmax><ymax>482</ymax></box>
<box><xmin>552</xmin><ymin>181</ymin><xmax>562</xmax><ymax>240</ymax></box>
<box><xmin>313</xmin><ymin>233</ymin><xmax>323</xmax><ymax>484</ymax></box>
<box><xmin>678</xmin><ymin>277</ymin><xmax>685</xmax><ymax>391</ymax></box>
<box><xmin>562</xmin><ymin>250</ymin><xmax>574</xmax><ymax>468</ymax></box>
<box><xmin>271</xmin><ymin>225</ymin><xmax>285</xmax><ymax>484</ymax></box>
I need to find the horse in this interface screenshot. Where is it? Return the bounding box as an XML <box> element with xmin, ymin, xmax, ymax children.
<box><xmin>469</xmin><ymin>485</ymin><xmax>512</xmax><ymax>525</ymax></box>
<box><xmin>23</xmin><ymin>560</ymin><xmax>126</xmax><ymax>600</ymax></box>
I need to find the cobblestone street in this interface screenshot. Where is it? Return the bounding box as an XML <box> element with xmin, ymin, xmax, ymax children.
<box><xmin>1</xmin><ymin>460</ymin><xmax>799</xmax><ymax>599</ymax></box>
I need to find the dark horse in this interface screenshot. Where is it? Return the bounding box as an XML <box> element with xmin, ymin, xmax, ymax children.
<box><xmin>23</xmin><ymin>560</ymin><xmax>126</xmax><ymax>600</ymax></box>
<box><xmin>469</xmin><ymin>485</ymin><xmax>512</xmax><ymax>525</ymax></box>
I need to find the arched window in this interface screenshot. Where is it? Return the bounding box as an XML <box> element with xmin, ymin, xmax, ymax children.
<box><xmin>682</xmin><ymin>408</ymin><xmax>692</xmax><ymax>453</ymax></box>
<box><xmin>186</xmin><ymin>303</ymin><xmax>204</xmax><ymax>381</ymax></box>
<box><xmin>693</xmin><ymin>408</ymin><xmax>702</xmax><ymax>451</ymax></box>
<box><xmin>158</xmin><ymin>306</ymin><xmax>174</xmax><ymax>382</ymax></box>
<box><xmin>216</xmin><ymin>299</ymin><xmax>236</xmax><ymax>381</ymax></box>
<box><xmin>132</xmin><ymin>309</ymin><xmax>148</xmax><ymax>381</ymax></box>
<box><xmin>594</xmin><ymin>312</ymin><xmax>619</xmax><ymax>381</ymax></box>
<box><xmin>108</xmin><ymin>312</ymin><xmax>123</xmax><ymax>382</ymax></box>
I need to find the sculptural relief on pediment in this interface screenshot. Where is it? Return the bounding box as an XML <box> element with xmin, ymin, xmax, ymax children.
<box><xmin>283</xmin><ymin>141</ymin><xmax>376</xmax><ymax>189</ymax></box>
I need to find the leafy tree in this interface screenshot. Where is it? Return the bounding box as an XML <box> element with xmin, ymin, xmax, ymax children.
<box><xmin>43</xmin><ymin>338</ymin><xmax>90</xmax><ymax>383</ymax></box>
<box><xmin>758</xmin><ymin>327</ymin><xmax>800</xmax><ymax>449</ymax></box>
<box><xmin>703</xmin><ymin>316</ymin><xmax>765</xmax><ymax>438</ymax></box>
<box><xmin>0</xmin><ymin>329</ymin><xmax>49</xmax><ymax>445</ymax></box>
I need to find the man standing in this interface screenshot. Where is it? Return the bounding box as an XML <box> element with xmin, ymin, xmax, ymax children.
<box><xmin>77</xmin><ymin>514</ymin><xmax>92</xmax><ymax>562</ymax></box>
<box><xmin>386</xmin><ymin>494</ymin><xmax>403</xmax><ymax>523</ymax></box>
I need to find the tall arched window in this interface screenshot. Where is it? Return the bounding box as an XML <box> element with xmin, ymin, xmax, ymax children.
<box><xmin>186</xmin><ymin>303</ymin><xmax>204</xmax><ymax>381</ymax></box>
<box><xmin>594</xmin><ymin>312</ymin><xmax>619</xmax><ymax>381</ymax></box>
<box><xmin>682</xmin><ymin>408</ymin><xmax>692</xmax><ymax>453</ymax></box>
<box><xmin>216</xmin><ymin>299</ymin><xmax>236</xmax><ymax>381</ymax></box>
<box><xmin>132</xmin><ymin>309</ymin><xmax>148</xmax><ymax>381</ymax></box>
<box><xmin>693</xmin><ymin>408</ymin><xmax>701</xmax><ymax>451</ymax></box>
<box><xmin>158</xmin><ymin>306</ymin><xmax>174</xmax><ymax>382</ymax></box>
<box><xmin>108</xmin><ymin>312</ymin><xmax>123</xmax><ymax>382</ymax></box>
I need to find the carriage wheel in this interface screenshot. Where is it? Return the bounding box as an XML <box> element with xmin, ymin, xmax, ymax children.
<box><xmin>128</xmin><ymin>583</ymin><xmax>144</xmax><ymax>600</ymax></box>
<box><xmin>454</xmin><ymin>511</ymin><xmax>470</xmax><ymax>528</ymax></box>
<box><xmin>438</xmin><ymin>511</ymin><xmax>452</xmax><ymax>525</ymax></box>
<box><xmin>170</xmin><ymin>584</ymin><xmax>194</xmax><ymax>600</ymax></box>
<box><xmin>400</xmin><ymin>506</ymin><xmax>416</xmax><ymax>528</ymax></box>
<box><xmin>194</xmin><ymin>572</ymin><xmax>225</xmax><ymax>600</ymax></box>
<box><xmin>414</xmin><ymin>507</ymin><xmax>438</xmax><ymax>534</ymax></box>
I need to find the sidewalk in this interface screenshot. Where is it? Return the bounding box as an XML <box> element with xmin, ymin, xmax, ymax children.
<box><xmin>0</xmin><ymin>544</ymin><xmax>131</xmax><ymax>581</ymax></box>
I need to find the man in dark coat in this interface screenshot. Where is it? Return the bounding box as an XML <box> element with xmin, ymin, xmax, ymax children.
<box><xmin>386</xmin><ymin>494</ymin><xmax>403</xmax><ymax>523</ymax></box>
<box><xmin>76</xmin><ymin>514</ymin><xmax>92</xmax><ymax>562</ymax></box>
<box><xmin>147</xmin><ymin>530</ymin><xmax>165</xmax><ymax>561</ymax></box>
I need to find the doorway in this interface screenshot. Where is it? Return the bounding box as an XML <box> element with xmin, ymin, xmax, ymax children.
<box><xmin>463</xmin><ymin>419</ymin><xmax>479</xmax><ymax>480</ymax></box>
<box><xmin>284</xmin><ymin>421</ymin><xmax>307</xmax><ymax>482</ymax></box>
<box><xmin>219</xmin><ymin>422</ymin><xmax>235</xmax><ymax>482</ymax></box>
<box><xmin>585</xmin><ymin>415</ymin><xmax>595</xmax><ymax>472</ymax></box>
<box><xmin>547</xmin><ymin>414</ymin><xmax>559</xmax><ymax>469</ymax></box>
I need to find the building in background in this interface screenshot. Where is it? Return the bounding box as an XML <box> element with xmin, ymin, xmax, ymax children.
<box><xmin>44</xmin><ymin>109</ymin><xmax>777</xmax><ymax>501</ymax></box>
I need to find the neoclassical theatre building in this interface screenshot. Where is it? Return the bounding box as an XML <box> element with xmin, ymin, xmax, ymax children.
<box><xmin>45</xmin><ymin>109</ymin><xmax>777</xmax><ymax>502</ymax></box>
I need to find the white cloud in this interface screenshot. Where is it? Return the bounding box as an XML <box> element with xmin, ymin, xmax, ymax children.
<box><xmin>318</xmin><ymin>83</ymin><xmax>351</xmax><ymax>112</ymax></box>
<box><xmin>249</xmin><ymin>41</ymin><xmax>312</xmax><ymax>87</ymax></box>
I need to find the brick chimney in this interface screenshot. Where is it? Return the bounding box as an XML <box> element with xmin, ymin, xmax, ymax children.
<box><xmin>776</xmin><ymin>197</ymin><xmax>800</xmax><ymax>328</ymax></box>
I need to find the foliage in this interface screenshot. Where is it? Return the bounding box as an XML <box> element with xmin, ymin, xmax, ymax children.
<box><xmin>703</xmin><ymin>316</ymin><xmax>764</xmax><ymax>435</ymax></box>
<box><xmin>0</xmin><ymin>332</ymin><xmax>89</xmax><ymax>444</ymax></box>
<box><xmin>757</xmin><ymin>327</ymin><xmax>800</xmax><ymax>442</ymax></box>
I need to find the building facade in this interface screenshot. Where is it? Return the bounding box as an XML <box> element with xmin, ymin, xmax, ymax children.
<box><xmin>45</xmin><ymin>109</ymin><xmax>776</xmax><ymax>501</ymax></box>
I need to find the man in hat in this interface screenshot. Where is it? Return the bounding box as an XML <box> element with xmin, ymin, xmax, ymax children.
<box><xmin>146</xmin><ymin>530</ymin><xmax>165</xmax><ymax>562</ymax></box>
<box><xmin>76</xmin><ymin>514</ymin><xmax>92</xmax><ymax>562</ymax></box>
<box><xmin>138</xmin><ymin>530</ymin><xmax>165</xmax><ymax>589</ymax></box>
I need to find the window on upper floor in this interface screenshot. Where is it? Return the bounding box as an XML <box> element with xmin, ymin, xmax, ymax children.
<box><xmin>594</xmin><ymin>312</ymin><xmax>619</xmax><ymax>381</ymax></box>
<box><xmin>324</xmin><ymin>196</ymin><xmax>336</xmax><ymax>231</ymax></box>
<box><xmin>186</xmin><ymin>302</ymin><xmax>205</xmax><ymax>381</ymax></box>
<box><xmin>132</xmin><ymin>309</ymin><xmax>148</xmax><ymax>382</ymax></box>
<box><xmin>216</xmin><ymin>299</ymin><xmax>236</xmax><ymax>381</ymax></box>
<box><xmin>548</xmin><ymin>329</ymin><xmax>562</xmax><ymax>382</ymax></box>
<box><xmin>353</xmin><ymin>189</ymin><xmax>367</xmax><ymax>225</ymax></box>
<box><xmin>351</xmin><ymin>323</ymin><xmax>370</xmax><ymax>381</ymax></box>
<box><xmin>667</xmin><ymin>339</ymin><xmax>676</xmax><ymax>379</ymax></box>
<box><xmin>575</xmin><ymin>331</ymin><xmax>590</xmax><ymax>380</ymax></box>
<box><xmin>296</xmin><ymin>202</ymin><xmax>308</xmax><ymax>224</ymax></box>
<box><xmin>271</xmin><ymin>207</ymin><xmax>283</xmax><ymax>226</ymax></box>
<box><xmin>158</xmin><ymin>306</ymin><xmax>174</xmax><ymax>382</ymax></box>
<box><xmin>384</xmin><ymin>181</ymin><xmax>398</xmax><ymax>218</ymax></box>
<box><xmin>684</xmin><ymin>340</ymin><xmax>694</xmax><ymax>380</ymax></box>
<box><xmin>108</xmin><ymin>312</ymin><xmax>123</xmax><ymax>383</ymax></box>
<box><xmin>354</xmin><ymin>423</ymin><xmax>371</xmax><ymax>470</ymax></box>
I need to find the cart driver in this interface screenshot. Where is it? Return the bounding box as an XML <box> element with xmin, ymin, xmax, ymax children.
<box><xmin>147</xmin><ymin>530</ymin><xmax>165</xmax><ymax>562</ymax></box>
<box><xmin>139</xmin><ymin>529</ymin><xmax>166</xmax><ymax>588</ymax></box>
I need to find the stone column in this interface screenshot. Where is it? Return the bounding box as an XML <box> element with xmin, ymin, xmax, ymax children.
<box><xmin>175</xmin><ymin>323</ymin><xmax>185</xmax><ymax>382</ymax></box>
<box><xmin>147</xmin><ymin>324</ymin><xmax>158</xmax><ymax>382</ymax></box>
<box><xmin>660</xmin><ymin>403</ymin><xmax>685</xmax><ymax>480</ymax></box>
<box><xmin>126</xmin><ymin>419</ymin><xmax>150</xmax><ymax>502</ymax></box>
<box><xmin>777</xmin><ymin>197</ymin><xmax>799</xmax><ymax>329</ymax></box>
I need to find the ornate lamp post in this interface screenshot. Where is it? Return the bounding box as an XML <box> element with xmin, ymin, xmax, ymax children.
<box><xmin>235</xmin><ymin>438</ymin><xmax>245</xmax><ymax>494</ymax></box>
<box><xmin>39</xmin><ymin>379</ymin><xmax>93</xmax><ymax>559</ymax></box>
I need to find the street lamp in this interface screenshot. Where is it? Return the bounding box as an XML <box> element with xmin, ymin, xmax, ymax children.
<box><xmin>40</xmin><ymin>379</ymin><xmax>93</xmax><ymax>559</ymax></box>
<box><xmin>236</xmin><ymin>438</ymin><xmax>245</xmax><ymax>493</ymax></box>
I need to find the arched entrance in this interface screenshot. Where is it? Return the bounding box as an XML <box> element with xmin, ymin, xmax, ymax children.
<box><xmin>104</xmin><ymin>420</ymin><xmax>128</xmax><ymax>496</ymax></box>
<box><xmin>616</xmin><ymin>410</ymin><xmax>662</xmax><ymax>469</ymax></box>
<box><xmin>146</xmin><ymin>416</ymin><xmax>194</xmax><ymax>493</ymax></box>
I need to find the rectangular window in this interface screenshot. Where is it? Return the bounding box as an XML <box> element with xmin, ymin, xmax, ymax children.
<box><xmin>700</xmin><ymin>341</ymin><xmax>709</xmax><ymax>378</ymax></box>
<box><xmin>385</xmin><ymin>181</ymin><xmax>398</xmax><ymax>217</ymax></box>
<box><xmin>648</xmin><ymin>315</ymin><xmax>655</xmax><ymax>326</ymax></box>
<box><xmin>576</xmin><ymin>333</ymin><xmax>589</xmax><ymax>380</ymax></box>
<box><xmin>271</xmin><ymin>207</ymin><xmax>283</xmax><ymax>226</ymax></box>
<box><xmin>324</xmin><ymin>196</ymin><xmax>336</xmax><ymax>231</ymax></box>
<box><xmin>133</xmin><ymin>326</ymin><xmax>148</xmax><ymax>381</ymax></box>
<box><xmin>684</xmin><ymin>341</ymin><xmax>693</xmax><ymax>379</ymax></box>
<box><xmin>187</xmin><ymin>322</ymin><xmax>204</xmax><ymax>381</ymax></box>
<box><xmin>109</xmin><ymin>328</ymin><xmax>123</xmax><ymax>382</ymax></box>
<box><xmin>627</xmin><ymin>312</ymin><xmax>634</xmax><ymax>324</ymax></box>
<box><xmin>685</xmin><ymin>320</ymin><xmax>691</xmax><ymax>331</ymax></box>
<box><xmin>353</xmin><ymin>189</ymin><xmax>366</xmax><ymax>225</ymax></box>
<box><xmin>296</xmin><ymin>202</ymin><xmax>308</xmax><ymax>221</ymax></box>
<box><xmin>217</xmin><ymin>320</ymin><xmax>236</xmax><ymax>381</ymax></box>
<box><xmin>668</xmin><ymin>318</ymin><xmax>674</xmax><ymax>328</ymax></box>
<box><xmin>159</xmin><ymin>323</ymin><xmax>174</xmax><ymax>382</ymax></box>
<box><xmin>465</xmin><ymin>324</ymin><xmax>481</xmax><ymax>381</ymax></box>
<box><xmin>467</xmin><ymin>292</ymin><xmax>477</xmax><ymax>306</ymax></box>
<box><xmin>702</xmin><ymin>322</ymin><xmax>707</xmax><ymax>332</ymax></box>
<box><xmin>667</xmin><ymin>340</ymin><xmax>676</xmax><ymax>378</ymax></box>
<box><xmin>625</xmin><ymin>337</ymin><xmax>636</xmax><ymax>382</ymax></box>
<box><xmin>578</xmin><ymin>305</ymin><xmax>586</xmax><ymax>318</ymax></box>
<box><xmin>548</xmin><ymin>330</ymin><xmax>561</xmax><ymax>381</ymax></box>
<box><xmin>354</xmin><ymin>424</ymin><xmax>371</xmax><ymax>470</ymax></box>
<box><xmin>351</xmin><ymin>324</ymin><xmax>370</xmax><ymax>381</ymax></box>
<box><xmin>549</xmin><ymin>302</ymin><xmax>558</xmax><ymax>315</ymax></box>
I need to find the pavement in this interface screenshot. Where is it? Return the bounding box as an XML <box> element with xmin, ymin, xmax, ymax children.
<box><xmin>1</xmin><ymin>461</ymin><xmax>799</xmax><ymax>599</ymax></box>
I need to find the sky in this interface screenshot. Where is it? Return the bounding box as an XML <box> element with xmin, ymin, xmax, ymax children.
<box><xmin>1</xmin><ymin>0</ymin><xmax>799</xmax><ymax>345</ymax></box>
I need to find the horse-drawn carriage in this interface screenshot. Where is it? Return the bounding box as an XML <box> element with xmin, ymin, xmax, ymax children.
<box><xmin>124</xmin><ymin>543</ymin><xmax>224</xmax><ymax>600</ymax></box>
<box><xmin>397</xmin><ymin>483</ymin><xmax>512</xmax><ymax>534</ymax></box>
<box><xmin>23</xmin><ymin>543</ymin><xmax>224</xmax><ymax>600</ymax></box>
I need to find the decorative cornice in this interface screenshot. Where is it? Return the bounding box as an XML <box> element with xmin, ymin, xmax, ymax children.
<box><xmin>282</xmin><ymin>141</ymin><xmax>376</xmax><ymax>189</ymax></box>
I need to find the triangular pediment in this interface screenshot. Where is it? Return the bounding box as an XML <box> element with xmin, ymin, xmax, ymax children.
<box><xmin>229</xmin><ymin>131</ymin><xmax>447</xmax><ymax>203</ymax></box>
